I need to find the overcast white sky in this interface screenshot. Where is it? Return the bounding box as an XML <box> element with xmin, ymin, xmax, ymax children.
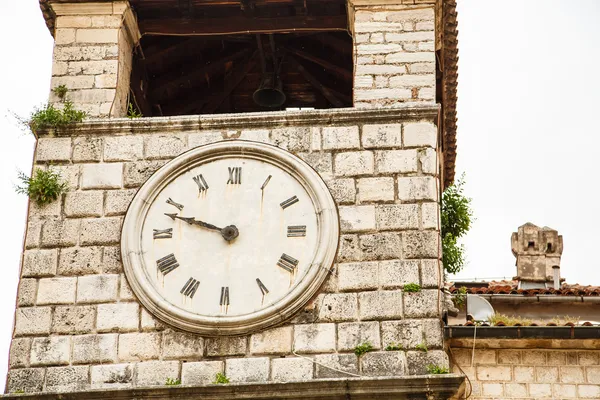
<box><xmin>0</xmin><ymin>0</ymin><xmax>599</xmax><ymax>392</ymax></box>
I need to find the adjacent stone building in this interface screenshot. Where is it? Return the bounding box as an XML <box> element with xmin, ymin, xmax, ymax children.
<box><xmin>5</xmin><ymin>0</ymin><xmax>463</xmax><ymax>398</ymax></box>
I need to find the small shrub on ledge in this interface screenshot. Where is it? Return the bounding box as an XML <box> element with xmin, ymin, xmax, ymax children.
<box><xmin>15</xmin><ymin>168</ymin><xmax>67</xmax><ymax>206</ymax></box>
<box><xmin>426</xmin><ymin>364</ymin><xmax>449</xmax><ymax>374</ymax></box>
<box><xmin>26</xmin><ymin>100</ymin><xmax>87</xmax><ymax>134</ymax></box>
<box><xmin>354</xmin><ymin>341</ymin><xmax>374</xmax><ymax>357</ymax></box>
<box><xmin>415</xmin><ymin>342</ymin><xmax>428</xmax><ymax>352</ymax></box>
<box><xmin>213</xmin><ymin>372</ymin><xmax>230</xmax><ymax>384</ymax></box>
<box><xmin>165</xmin><ymin>378</ymin><xmax>180</xmax><ymax>386</ymax></box>
<box><xmin>385</xmin><ymin>342</ymin><xmax>402</xmax><ymax>351</ymax></box>
<box><xmin>403</xmin><ymin>283</ymin><xmax>421</xmax><ymax>293</ymax></box>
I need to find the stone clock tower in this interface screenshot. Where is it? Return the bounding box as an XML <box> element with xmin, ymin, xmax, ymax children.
<box><xmin>6</xmin><ymin>0</ymin><xmax>461</xmax><ymax>398</ymax></box>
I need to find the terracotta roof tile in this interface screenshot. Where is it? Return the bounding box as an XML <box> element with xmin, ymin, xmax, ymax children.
<box><xmin>450</xmin><ymin>280</ymin><xmax>600</xmax><ymax>297</ymax></box>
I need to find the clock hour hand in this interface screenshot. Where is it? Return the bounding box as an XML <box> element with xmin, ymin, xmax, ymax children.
<box><xmin>165</xmin><ymin>213</ymin><xmax>239</xmax><ymax>242</ymax></box>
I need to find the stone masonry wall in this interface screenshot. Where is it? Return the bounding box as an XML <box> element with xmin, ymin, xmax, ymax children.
<box><xmin>49</xmin><ymin>1</ymin><xmax>139</xmax><ymax>118</ymax></box>
<box><xmin>450</xmin><ymin>340</ymin><xmax>600</xmax><ymax>399</ymax></box>
<box><xmin>352</xmin><ymin>4</ymin><xmax>436</xmax><ymax>107</ymax></box>
<box><xmin>7</xmin><ymin>108</ymin><xmax>446</xmax><ymax>394</ymax></box>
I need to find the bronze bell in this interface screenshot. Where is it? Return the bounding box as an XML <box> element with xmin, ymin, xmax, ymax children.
<box><xmin>253</xmin><ymin>72</ymin><xmax>286</xmax><ymax>108</ymax></box>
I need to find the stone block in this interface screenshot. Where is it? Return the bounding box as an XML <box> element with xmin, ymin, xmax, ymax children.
<box><xmin>528</xmin><ymin>383</ymin><xmax>552</xmax><ymax>397</ymax></box>
<box><xmin>419</xmin><ymin>148</ymin><xmax>437</xmax><ymax>175</ymax></box>
<box><xmin>579</xmin><ymin>385</ymin><xmax>600</xmax><ymax>398</ymax></box>
<box><xmin>578</xmin><ymin>351</ymin><xmax>598</xmax><ymax>365</ymax></box>
<box><xmin>315</xmin><ymin>354</ymin><xmax>359</xmax><ymax>379</ymax></box>
<box><xmin>206</xmin><ymin>336</ymin><xmax>247</xmax><ymax>357</ymax></box>
<box><xmin>30</xmin><ymin>336</ymin><xmax>70</xmax><ymax>366</ymax></box>
<box><xmin>472</xmin><ymin>349</ymin><xmax>497</xmax><ymax>365</ymax></box>
<box><xmin>421</xmin><ymin>202</ymin><xmax>439</xmax><ymax>230</ymax></box>
<box><xmin>587</xmin><ymin>367</ymin><xmax>600</xmax><ymax>384</ymax></box>
<box><xmin>136</xmin><ymin>361</ymin><xmax>180</xmax><ymax>386</ymax></box>
<box><xmin>381</xmin><ymin>320</ymin><xmax>423</xmax><ymax>350</ymax></box>
<box><xmin>226</xmin><ymin>357</ymin><xmax>269</xmax><ymax>383</ymax></box>
<box><xmin>537</xmin><ymin>366</ymin><xmax>559</xmax><ymax>383</ymax></box>
<box><xmin>338</xmin><ymin>234</ymin><xmax>361</xmax><ymax>262</ymax></box>
<box><xmin>337</xmin><ymin>321</ymin><xmax>381</xmax><ymax>351</ymax></box>
<box><xmin>337</xmin><ymin>261</ymin><xmax>378</xmax><ymax>291</ymax></box>
<box><xmin>58</xmin><ymin>246</ymin><xmax>102</xmax><ymax>275</ymax></box>
<box><xmin>322</xmin><ymin>126</ymin><xmax>360</xmax><ymax>150</ymax></box>
<box><xmin>140</xmin><ymin>308</ymin><xmax>165</xmax><ymax>332</ymax></box>
<box><xmin>51</xmin><ymin>75</ymin><xmax>95</xmax><ymax>91</ymax></box>
<box><xmin>97</xmin><ymin>302</ymin><xmax>139</xmax><ymax>332</ymax></box>
<box><xmin>81</xmin><ymin>163</ymin><xmax>123</xmax><ymax>189</ymax></box>
<box><xmin>422</xmin><ymin>319</ymin><xmax>443</xmax><ymax>348</ymax></box>
<box><xmin>386</xmin><ymin>52</ymin><xmax>435</xmax><ymax>64</ymax></box>
<box><xmin>64</xmin><ymin>191</ymin><xmax>103</xmax><ymax>217</ymax></box>
<box><xmin>45</xmin><ymin>366</ymin><xmax>89</xmax><ymax>392</ymax></box>
<box><xmin>318</xmin><ymin>293</ymin><xmax>358</xmax><ymax>322</ymax></box>
<box><xmin>406</xmin><ymin>350</ymin><xmax>448</xmax><ymax>375</ymax></box>
<box><xmin>105</xmin><ymin>189</ymin><xmax>137</xmax><ymax>216</ymax></box>
<box><xmin>120</xmin><ymin>275</ymin><xmax>135</xmax><ymax>300</ymax></box>
<box><xmin>379</xmin><ymin>260</ymin><xmax>419</xmax><ymax>289</ymax></box>
<box><xmin>104</xmin><ymin>136</ymin><xmax>143</xmax><ymax>161</ymax></box>
<box><xmin>72</xmin><ymin>334</ymin><xmax>117</xmax><ymax>364</ymax></box>
<box><xmin>514</xmin><ymin>365</ymin><xmax>534</xmax><ymax>382</ymax></box>
<box><xmin>51</xmin><ymin>305</ymin><xmax>95</xmax><ymax>334</ymax></box>
<box><xmin>339</xmin><ymin>206</ymin><xmax>376</xmax><ymax>233</ymax></box>
<box><xmin>54</xmin><ymin>164</ymin><xmax>81</xmax><ymax>189</ymax></box>
<box><xmin>22</xmin><ymin>249</ymin><xmax>58</xmax><ymax>277</ymax></box>
<box><xmin>118</xmin><ymin>332</ymin><xmax>161</xmax><ymax>361</ymax></box>
<box><xmin>188</xmin><ymin>131</ymin><xmax>224</xmax><ymax>148</ymax></box>
<box><xmin>326</xmin><ymin>178</ymin><xmax>356</xmax><ymax>204</ymax></box>
<box><xmin>334</xmin><ymin>151</ymin><xmax>374</xmax><ymax>177</ymax></box>
<box><xmin>482</xmin><ymin>383</ymin><xmax>503</xmax><ymax>397</ymax></box>
<box><xmin>554</xmin><ymin>384</ymin><xmax>577</xmax><ymax>398</ymax></box>
<box><xmin>389</xmin><ymin>74</ymin><xmax>434</xmax><ymax>88</ymax></box>
<box><xmin>361</xmin><ymin>351</ymin><xmax>407</xmax><ymax>376</ymax></box>
<box><xmin>9</xmin><ymin>337</ymin><xmax>31</xmax><ymax>368</ymax></box>
<box><xmin>357</xmin><ymin>177</ymin><xmax>394</xmax><ymax>202</ymax></box>
<box><xmin>359</xmin><ymin>290</ymin><xmax>403</xmax><ymax>320</ymax></box>
<box><xmin>162</xmin><ymin>330</ymin><xmax>204</xmax><ymax>360</ymax></box>
<box><xmin>37</xmin><ymin>277</ymin><xmax>76</xmax><ymax>305</ymax></box>
<box><xmin>298</xmin><ymin>152</ymin><xmax>333</xmax><ymax>180</ymax></box>
<box><xmin>523</xmin><ymin>350</ymin><xmax>546</xmax><ymax>364</ymax></box>
<box><xmin>547</xmin><ymin>351</ymin><xmax>566</xmax><ymax>365</ymax></box>
<box><xmin>36</xmin><ymin>138</ymin><xmax>71</xmax><ymax>162</ymax></box>
<box><xmin>271</xmin><ymin>127</ymin><xmax>310</xmax><ymax>152</ymax></box>
<box><xmin>403</xmin><ymin>290</ymin><xmax>439</xmax><ymax>318</ymax></box>
<box><xmin>41</xmin><ymin>219</ymin><xmax>80</xmax><ymax>248</ymax></box>
<box><xmin>80</xmin><ymin>217</ymin><xmax>122</xmax><ymax>245</ymax></box>
<box><xmin>420</xmin><ymin>259</ymin><xmax>440</xmax><ymax>289</ymax></box>
<box><xmin>102</xmin><ymin>246</ymin><xmax>122</xmax><ymax>274</ymax></box>
<box><xmin>397</xmin><ymin>176</ymin><xmax>437</xmax><ymax>201</ymax></box>
<box><xmin>95</xmin><ymin>74</ymin><xmax>117</xmax><ymax>88</ymax></box>
<box><xmin>75</xmin><ymin>28</ymin><xmax>118</xmax><ymax>43</ymax></box>
<box><xmin>25</xmin><ymin>219</ymin><xmax>43</xmax><ymax>249</ymax></box>
<box><xmin>123</xmin><ymin>160</ymin><xmax>167</xmax><ymax>188</ymax></box>
<box><xmin>239</xmin><ymin>129</ymin><xmax>270</xmax><ymax>142</ymax></box>
<box><xmin>375</xmin><ymin>204</ymin><xmax>419</xmax><ymax>230</ymax></box>
<box><xmin>354</xmin><ymin>88</ymin><xmax>411</xmax><ymax>101</ymax></box>
<box><xmin>6</xmin><ymin>368</ymin><xmax>45</xmax><ymax>394</ymax></box>
<box><xmin>362</xmin><ymin>124</ymin><xmax>402</xmax><ymax>149</ymax></box>
<box><xmin>29</xmin><ymin>199</ymin><xmax>62</xmax><ymax>218</ymax></box>
<box><xmin>403</xmin><ymin>122</ymin><xmax>437</xmax><ymax>148</ymax></box>
<box><xmin>15</xmin><ymin>307</ymin><xmax>51</xmax><ymax>336</ymax></box>
<box><xmin>402</xmin><ymin>231</ymin><xmax>439</xmax><ymax>258</ymax></box>
<box><xmin>17</xmin><ymin>279</ymin><xmax>37</xmax><ymax>307</ymax></box>
<box><xmin>476</xmin><ymin>365</ymin><xmax>512</xmax><ymax>381</ymax></box>
<box><xmin>91</xmin><ymin>363</ymin><xmax>133</xmax><ymax>389</ymax></box>
<box><xmin>182</xmin><ymin>361</ymin><xmax>223</xmax><ymax>385</ymax></box>
<box><xmin>250</xmin><ymin>326</ymin><xmax>292</xmax><ymax>355</ymax></box>
<box><xmin>271</xmin><ymin>357</ymin><xmax>314</xmax><ymax>382</ymax></box>
<box><xmin>76</xmin><ymin>274</ymin><xmax>118</xmax><ymax>303</ymax></box>
<box><xmin>497</xmin><ymin>349</ymin><xmax>520</xmax><ymax>365</ymax></box>
<box><xmin>294</xmin><ymin>324</ymin><xmax>336</xmax><ymax>353</ymax></box>
<box><xmin>144</xmin><ymin>134</ymin><xmax>187</xmax><ymax>159</ymax></box>
<box><xmin>359</xmin><ymin>232</ymin><xmax>402</xmax><ymax>260</ymax></box>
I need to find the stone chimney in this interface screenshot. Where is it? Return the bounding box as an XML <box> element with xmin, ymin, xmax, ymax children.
<box><xmin>511</xmin><ymin>223</ymin><xmax>563</xmax><ymax>288</ymax></box>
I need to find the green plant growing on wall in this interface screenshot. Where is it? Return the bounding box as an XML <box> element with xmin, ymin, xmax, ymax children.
<box><xmin>441</xmin><ymin>174</ymin><xmax>473</xmax><ymax>275</ymax></box>
<box><xmin>52</xmin><ymin>84</ymin><xmax>69</xmax><ymax>100</ymax></box>
<box><xmin>127</xmin><ymin>102</ymin><xmax>143</xmax><ymax>119</ymax></box>
<box><xmin>213</xmin><ymin>372</ymin><xmax>230</xmax><ymax>384</ymax></box>
<box><xmin>26</xmin><ymin>101</ymin><xmax>87</xmax><ymax>134</ymax></box>
<box><xmin>354</xmin><ymin>341</ymin><xmax>374</xmax><ymax>357</ymax></box>
<box><xmin>15</xmin><ymin>168</ymin><xmax>68</xmax><ymax>206</ymax></box>
<box><xmin>403</xmin><ymin>283</ymin><xmax>421</xmax><ymax>293</ymax></box>
<box><xmin>452</xmin><ymin>286</ymin><xmax>468</xmax><ymax>309</ymax></box>
<box><xmin>415</xmin><ymin>342</ymin><xmax>428</xmax><ymax>352</ymax></box>
<box><xmin>165</xmin><ymin>378</ymin><xmax>181</xmax><ymax>386</ymax></box>
<box><xmin>385</xmin><ymin>342</ymin><xmax>402</xmax><ymax>351</ymax></box>
<box><xmin>426</xmin><ymin>364</ymin><xmax>449</xmax><ymax>374</ymax></box>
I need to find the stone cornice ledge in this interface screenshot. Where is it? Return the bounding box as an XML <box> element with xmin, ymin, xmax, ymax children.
<box><xmin>2</xmin><ymin>375</ymin><xmax>464</xmax><ymax>399</ymax></box>
<box><xmin>35</xmin><ymin>104</ymin><xmax>440</xmax><ymax>137</ymax></box>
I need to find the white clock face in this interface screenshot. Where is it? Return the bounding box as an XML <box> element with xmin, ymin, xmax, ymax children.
<box><xmin>140</xmin><ymin>157</ymin><xmax>318</xmax><ymax>317</ymax></box>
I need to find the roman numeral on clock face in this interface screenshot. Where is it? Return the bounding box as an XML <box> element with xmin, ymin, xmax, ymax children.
<box><xmin>166</xmin><ymin>197</ymin><xmax>184</xmax><ymax>210</ymax></box>
<box><xmin>227</xmin><ymin>167</ymin><xmax>242</xmax><ymax>184</ymax></box>
<box><xmin>277</xmin><ymin>253</ymin><xmax>299</xmax><ymax>272</ymax></box>
<box><xmin>157</xmin><ymin>253</ymin><xmax>179</xmax><ymax>275</ymax></box>
<box><xmin>153</xmin><ymin>228</ymin><xmax>173</xmax><ymax>239</ymax></box>
<box><xmin>287</xmin><ymin>225</ymin><xmax>306</xmax><ymax>237</ymax></box>
<box><xmin>256</xmin><ymin>278</ymin><xmax>269</xmax><ymax>295</ymax></box>
<box><xmin>193</xmin><ymin>174</ymin><xmax>209</xmax><ymax>193</ymax></box>
<box><xmin>220</xmin><ymin>286</ymin><xmax>230</xmax><ymax>306</ymax></box>
<box><xmin>180</xmin><ymin>277</ymin><xmax>200</xmax><ymax>299</ymax></box>
<box><xmin>280</xmin><ymin>195</ymin><xmax>299</xmax><ymax>209</ymax></box>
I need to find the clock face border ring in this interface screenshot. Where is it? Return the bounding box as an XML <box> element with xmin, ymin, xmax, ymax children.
<box><xmin>121</xmin><ymin>140</ymin><xmax>340</xmax><ymax>336</ymax></box>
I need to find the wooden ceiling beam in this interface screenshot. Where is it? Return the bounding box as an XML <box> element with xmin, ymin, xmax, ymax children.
<box><xmin>284</xmin><ymin>45</ymin><xmax>352</xmax><ymax>81</ymax></box>
<box><xmin>139</xmin><ymin>15</ymin><xmax>348</xmax><ymax>36</ymax></box>
<box><xmin>286</xmin><ymin>55</ymin><xmax>344</xmax><ymax>107</ymax></box>
<box><xmin>311</xmin><ymin>33</ymin><xmax>352</xmax><ymax>55</ymax></box>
